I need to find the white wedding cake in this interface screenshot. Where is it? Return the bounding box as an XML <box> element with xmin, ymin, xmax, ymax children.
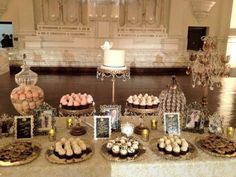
<box><xmin>101</xmin><ymin>41</ymin><xmax>126</xmax><ymax>70</ymax></box>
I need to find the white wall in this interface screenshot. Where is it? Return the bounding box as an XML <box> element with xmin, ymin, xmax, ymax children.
<box><xmin>0</xmin><ymin>0</ymin><xmax>233</xmax><ymax>68</ymax></box>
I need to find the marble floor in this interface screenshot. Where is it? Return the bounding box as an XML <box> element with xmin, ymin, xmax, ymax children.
<box><xmin>0</xmin><ymin>72</ymin><xmax>235</xmax><ymax>127</ymax></box>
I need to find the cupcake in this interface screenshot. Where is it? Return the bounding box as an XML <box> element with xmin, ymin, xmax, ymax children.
<box><xmin>65</xmin><ymin>149</ymin><xmax>73</xmax><ymax>160</ymax></box>
<box><xmin>140</xmin><ymin>99</ymin><xmax>146</xmax><ymax>109</ymax></box>
<box><xmin>181</xmin><ymin>141</ymin><xmax>189</xmax><ymax>149</ymax></box>
<box><xmin>106</xmin><ymin>142</ymin><xmax>113</xmax><ymax>154</ymax></box>
<box><xmin>180</xmin><ymin>145</ymin><xmax>188</xmax><ymax>155</ymax></box>
<box><xmin>164</xmin><ymin>139</ymin><xmax>171</xmax><ymax>145</ymax></box>
<box><xmin>146</xmin><ymin>100</ymin><xmax>153</xmax><ymax>109</ymax></box>
<box><xmin>57</xmin><ymin>148</ymin><xmax>66</xmax><ymax>159</ymax></box>
<box><xmin>175</xmin><ymin>138</ymin><xmax>182</xmax><ymax>145</ymax></box>
<box><xmin>67</xmin><ymin>100</ymin><xmax>74</xmax><ymax>110</ymax></box>
<box><xmin>120</xmin><ymin>147</ymin><xmax>128</xmax><ymax>159</ymax></box>
<box><xmin>165</xmin><ymin>145</ymin><xmax>172</xmax><ymax>154</ymax></box>
<box><xmin>133</xmin><ymin>99</ymin><xmax>140</xmax><ymax>108</ymax></box>
<box><xmin>112</xmin><ymin>145</ymin><xmax>120</xmax><ymax>157</ymax></box>
<box><xmin>127</xmin><ymin>96</ymin><xmax>133</xmax><ymax>107</ymax></box>
<box><xmin>158</xmin><ymin>142</ymin><xmax>165</xmax><ymax>151</ymax></box>
<box><xmin>132</xmin><ymin>143</ymin><xmax>139</xmax><ymax>154</ymax></box>
<box><xmin>80</xmin><ymin>99</ymin><xmax>88</xmax><ymax>109</ymax></box>
<box><xmin>138</xmin><ymin>94</ymin><xmax>143</xmax><ymax>99</ymax></box>
<box><xmin>74</xmin><ymin>101</ymin><xmax>80</xmax><ymax>110</ymax></box>
<box><xmin>87</xmin><ymin>95</ymin><xmax>94</xmax><ymax>108</ymax></box>
<box><xmin>172</xmin><ymin>145</ymin><xmax>181</xmax><ymax>156</ymax></box>
<box><xmin>128</xmin><ymin>147</ymin><xmax>136</xmax><ymax>157</ymax></box>
<box><xmin>74</xmin><ymin>147</ymin><xmax>82</xmax><ymax>158</ymax></box>
<box><xmin>152</xmin><ymin>99</ymin><xmax>159</xmax><ymax>108</ymax></box>
<box><xmin>61</xmin><ymin>100</ymin><xmax>68</xmax><ymax>109</ymax></box>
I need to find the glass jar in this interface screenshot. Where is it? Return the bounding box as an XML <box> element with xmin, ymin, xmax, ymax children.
<box><xmin>10</xmin><ymin>54</ymin><xmax>44</xmax><ymax>115</ymax></box>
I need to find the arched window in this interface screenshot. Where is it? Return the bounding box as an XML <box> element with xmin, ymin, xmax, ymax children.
<box><xmin>227</xmin><ymin>0</ymin><xmax>236</xmax><ymax>67</ymax></box>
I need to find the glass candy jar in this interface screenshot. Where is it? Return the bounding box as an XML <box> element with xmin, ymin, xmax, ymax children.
<box><xmin>10</xmin><ymin>55</ymin><xmax>44</xmax><ymax>115</ymax></box>
<box><xmin>159</xmin><ymin>76</ymin><xmax>186</xmax><ymax>115</ymax></box>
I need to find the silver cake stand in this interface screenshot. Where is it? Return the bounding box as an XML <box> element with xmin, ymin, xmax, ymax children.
<box><xmin>96</xmin><ymin>66</ymin><xmax>130</xmax><ymax>104</ymax></box>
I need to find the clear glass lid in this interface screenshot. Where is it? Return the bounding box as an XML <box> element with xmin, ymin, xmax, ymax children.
<box><xmin>15</xmin><ymin>54</ymin><xmax>38</xmax><ymax>85</ymax></box>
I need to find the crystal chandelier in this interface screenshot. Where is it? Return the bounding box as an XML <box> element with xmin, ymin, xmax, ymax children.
<box><xmin>186</xmin><ymin>36</ymin><xmax>230</xmax><ymax>105</ymax></box>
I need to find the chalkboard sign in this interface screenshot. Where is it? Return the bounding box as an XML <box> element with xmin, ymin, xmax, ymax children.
<box><xmin>94</xmin><ymin>116</ymin><xmax>111</xmax><ymax>140</ymax></box>
<box><xmin>14</xmin><ymin>116</ymin><xmax>34</xmax><ymax>140</ymax></box>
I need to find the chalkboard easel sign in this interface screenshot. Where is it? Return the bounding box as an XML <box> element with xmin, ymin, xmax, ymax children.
<box><xmin>14</xmin><ymin>116</ymin><xmax>34</xmax><ymax>140</ymax></box>
<box><xmin>94</xmin><ymin>116</ymin><xmax>111</xmax><ymax>140</ymax></box>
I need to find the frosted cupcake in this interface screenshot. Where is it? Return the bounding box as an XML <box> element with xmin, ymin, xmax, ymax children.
<box><xmin>128</xmin><ymin>147</ymin><xmax>136</xmax><ymax>157</ymax></box>
<box><xmin>180</xmin><ymin>145</ymin><xmax>188</xmax><ymax>155</ymax></box>
<box><xmin>146</xmin><ymin>100</ymin><xmax>153</xmax><ymax>109</ymax></box>
<box><xmin>140</xmin><ymin>99</ymin><xmax>146</xmax><ymax>109</ymax></box>
<box><xmin>74</xmin><ymin>101</ymin><xmax>81</xmax><ymax>110</ymax></box>
<box><xmin>172</xmin><ymin>145</ymin><xmax>181</xmax><ymax>156</ymax></box>
<box><xmin>133</xmin><ymin>99</ymin><xmax>140</xmax><ymax>108</ymax></box>
<box><xmin>165</xmin><ymin>145</ymin><xmax>172</xmax><ymax>154</ymax></box>
<box><xmin>158</xmin><ymin>142</ymin><xmax>165</xmax><ymax>151</ymax></box>
<box><xmin>127</xmin><ymin>96</ymin><xmax>133</xmax><ymax>107</ymax></box>
<box><xmin>112</xmin><ymin>145</ymin><xmax>120</xmax><ymax>157</ymax></box>
<box><xmin>120</xmin><ymin>147</ymin><xmax>128</xmax><ymax>159</ymax></box>
<box><xmin>80</xmin><ymin>99</ymin><xmax>88</xmax><ymax>109</ymax></box>
<box><xmin>152</xmin><ymin>99</ymin><xmax>159</xmax><ymax>108</ymax></box>
<box><xmin>87</xmin><ymin>95</ymin><xmax>94</xmax><ymax>108</ymax></box>
<box><xmin>106</xmin><ymin>142</ymin><xmax>113</xmax><ymax>154</ymax></box>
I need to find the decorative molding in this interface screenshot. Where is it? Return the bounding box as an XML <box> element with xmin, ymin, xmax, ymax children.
<box><xmin>190</xmin><ymin>0</ymin><xmax>216</xmax><ymax>21</ymax></box>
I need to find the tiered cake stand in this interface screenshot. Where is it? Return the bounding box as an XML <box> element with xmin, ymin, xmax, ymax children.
<box><xmin>96</xmin><ymin>66</ymin><xmax>130</xmax><ymax>103</ymax></box>
<box><xmin>124</xmin><ymin>106</ymin><xmax>159</xmax><ymax>135</ymax></box>
<box><xmin>59</xmin><ymin>105</ymin><xmax>95</xmax><ymax>136</ymax></box>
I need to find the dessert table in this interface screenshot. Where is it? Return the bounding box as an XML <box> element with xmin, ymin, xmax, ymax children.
<box><xmin>0</xmin><ymin>116</ymin><xmax>236</xmax><ymax>177</ymax></box>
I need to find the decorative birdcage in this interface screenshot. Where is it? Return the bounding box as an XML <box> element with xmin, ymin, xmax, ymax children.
<box><xmin>159</xmin><ymin>76</ymin><xmax>186</xmax><ymax>118</ymax></box>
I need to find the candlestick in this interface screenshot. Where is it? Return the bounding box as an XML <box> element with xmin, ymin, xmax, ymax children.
<box><xmin>66</xmin><ymin>117</ymin><xmax>74</xmax><ymax>129</ymax></box>
<box><xmin>151</xmin><ymin>119</ymin><xmax>157</xmax><ymax>130</ymax></box>
<box><xmin>227</xmin><ymin>127</ymin><xmax>235</xmax><ymax>138</ymax></box>
<box><xmin>48</xmin><ymin>128</ymin><xmax>56</xmax><ymax>142</ymax></box>
<box><xmin>142</xmin><ymin>128</ymin><xmax>149</xmax><ymax>142</ymax></box>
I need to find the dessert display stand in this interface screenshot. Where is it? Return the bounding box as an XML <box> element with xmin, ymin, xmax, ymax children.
<box><xmin>59</xmin><ymin>106</ymin><xmax>95</xmax><ymax>136</ymax></box>
<box><xmin>124</xmin><ymin>106</ymin><xmax>159</xmax><ymax>135</ymax></box>
<box><xmin>96</xmin><ymin>66</ymin><xmax>130</xmax><ymax>104</ymax></box>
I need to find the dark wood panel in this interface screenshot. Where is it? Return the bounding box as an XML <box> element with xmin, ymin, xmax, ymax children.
<box><xmin>1</xmin><ymin>72</ymin><xmax>235</xmax><ymax>127</ymax></box>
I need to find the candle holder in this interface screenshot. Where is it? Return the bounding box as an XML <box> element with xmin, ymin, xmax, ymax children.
<box><xmin>150</xmin><ymin>119</ymin><xmax>158</xmax><ymax>130</ymax></box>
<box><xmin>227</xmin><ymin>127</ymin><xmax>235</xmax><ymax>139</ymax></box>
<box><xmin>66</xmin><ymin>117</ymin><xmax>74</xmax><ymax>129</ymax></box>
<box><xmin>48</xmin><ymin>128</ymin><xmax>56</xmax><ymax>142</ymax></box>
<box><xmin>187</xmin><ymin>36</ymin><xmax>230</xmax><ymax>107</ymax></box>
<box><xmin>141</xmin><ymin>128</ymin><xmax>149</xmax><ymax>142</ymax></box>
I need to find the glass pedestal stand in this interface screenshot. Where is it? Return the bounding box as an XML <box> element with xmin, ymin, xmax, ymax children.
<box><xmin>124</xmin><ymin>107</ymin><xmax>159</xmax><ymax>135</ymax></box>
<box><xmin>96</xmin><ymin>66</ymin><xmax>130</xmax><ymax>104</ymax></box>
<box><xmin>59</xmin><ymin>106</ymin><xmax>95</xmax><ymax>136</ymax></box>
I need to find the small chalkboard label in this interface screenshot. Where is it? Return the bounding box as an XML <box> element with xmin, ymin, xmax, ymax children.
<box><xmin>94</xmin><ymin>116</ymin><xmax>111</xmax><ymax>140</ymax></box>
<box><xmin>14</xmin><ymin>116</ymin><xmax>34</xmax><ymax>140</ymax></box>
